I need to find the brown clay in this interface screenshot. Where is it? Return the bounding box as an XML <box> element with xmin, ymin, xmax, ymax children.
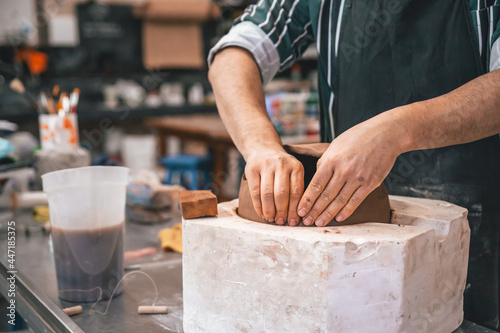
<box><xmin>179</xmin><ymin>190</ymin><xmax>218</xmax><ymax>219</ymax></box>
<box><xmin>238</xmin><ymin>143</ymin><xmax>391</xmax><ymax>226</ymax></box>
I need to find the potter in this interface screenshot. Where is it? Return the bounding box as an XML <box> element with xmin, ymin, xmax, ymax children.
<box><xmin>209</xmin><ymin>0</ymin><xmax>500</xmax><ymax>327</ymax></box>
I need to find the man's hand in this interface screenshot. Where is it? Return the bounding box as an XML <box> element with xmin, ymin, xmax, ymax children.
<box><xmin>245</xmin><ymin>148</ymin><xmax>304</xmax><ymax>226</ymax></box>
<box><xmin>297</xmin><ymin>114</ymin><xmax>405</xmax><ymax>226</ymax></box>
<box><xmin>211</xmin><ymin>44</ymin><xmax>500</xmax><ymax>228</ymax></box>
<box><xmin>209</xmin><ymin>47</ymin><xmax>305</xmax><ymax>225</ymax></box>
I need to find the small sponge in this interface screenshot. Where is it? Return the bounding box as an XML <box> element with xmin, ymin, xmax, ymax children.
<box><xmin>179</xmin><ymin>190</ymin><xmax>218</xmax><ymax>219</ymax></box>
<box><xmin>158</xmin><ymin>224</ymin><xmax>183</xmax><ymax>253</ymax></box>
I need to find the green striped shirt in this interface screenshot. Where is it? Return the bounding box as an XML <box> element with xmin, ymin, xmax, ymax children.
<box><xmin>209</xmin><ymin>0</ymin><xmax>500</xmax><ymax>140</ymax></box>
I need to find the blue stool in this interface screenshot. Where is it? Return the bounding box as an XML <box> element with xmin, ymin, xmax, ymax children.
<box><xmin>160</xmin><ymin>154</ymin><xmax>212</xmax><ymax>190</ymax></box>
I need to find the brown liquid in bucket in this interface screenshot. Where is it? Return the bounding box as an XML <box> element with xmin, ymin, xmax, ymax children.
<box><xmin>51</xmin><ymin>222</ymin><xmax>124</xmax><ymax>302</ymax></box>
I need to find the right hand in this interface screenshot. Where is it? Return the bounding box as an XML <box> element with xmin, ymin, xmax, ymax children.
<box><xmin>244</xmin><ymin>149</ymin><xmax>304</xmax><ymax>226</ymax></box>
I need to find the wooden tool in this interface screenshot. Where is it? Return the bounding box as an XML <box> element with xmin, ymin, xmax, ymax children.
<box><xmin>9</xmin><ymin>78</ymin><xmax>40</xmax><ymax>111</ymax></box>
<box><xmin>63</xmin><ymin>305</ymin><xmax>82</xmax><ymax>316</ymax></box>
<box><xmin>138</xmin><ymin>305</ymin><xmax>168</xmax><ymax>314</ymax></box>
<box><xmin>179</xmin><ymin>190</ymin><xmax>218</xmax><ymax>219</ymax></box>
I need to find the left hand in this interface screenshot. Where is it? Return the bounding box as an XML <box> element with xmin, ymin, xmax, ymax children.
<box><xmin>297</xmin><ymin>112</ymin><xmax>405</xmax><ymax>226</ymax></box>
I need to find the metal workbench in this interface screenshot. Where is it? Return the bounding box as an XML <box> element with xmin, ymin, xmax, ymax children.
<box><xmin>0</xmin><ymin>210</ymin><xmax>496</xmax><ymax>333</ymax></box>
<box><xmin>0</xmin><ymin>210</ymin><xmax>183</xmax><ymax>332</ymax></box>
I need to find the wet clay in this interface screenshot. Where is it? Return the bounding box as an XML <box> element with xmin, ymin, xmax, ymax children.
<box><xmin>52</xmin><ymin>222</ymin><xmax>124</xmax><ymax>302</ymax></box>
<box><xmin>238</xmin><ymin>143</ymin><xmax>391</xmax><ymax>226</ymax></box>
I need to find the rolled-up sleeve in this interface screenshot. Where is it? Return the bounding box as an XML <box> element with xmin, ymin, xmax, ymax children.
<box><xmin>208</xmin><ymin>0</ymin><xmax>314</xmax><ymax>85</ymax></box>
<box><xmin>489</xmin><ymin>2</ymin><xmax>500</xmax><ymax>71</ymax></box>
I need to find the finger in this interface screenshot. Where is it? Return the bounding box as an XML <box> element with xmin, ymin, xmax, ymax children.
<box><xmin>261</xmin><ymin>170</ymin><xmax>276</xmax><ymax>222</ymax></box>
<box><xmin>245</xmin><ymin>170</ymin><xmax>263</xmax><ymax>219</ymax></box>
<box><xmin>274</xmin><ymin>170</ymin><xmax>290</xmax><ymax>225</ymax></box>
<box><xmin>297</xmin><ymin>164</ymin><xmax>334</xmax><ymax>219</ymax></box>
<box><xmin>334</xmin><ymin>186</ymin><xmax>371</xmax><ymax>222</ymax></box>
<box><xmin>287</xmin><ymin>166</ymin><xmax>304</xmax><ymax>226</ymax></box>
<box><xmin>313</xmin><ymin>182</ymin><xmax>361</xmax><ymax>227</ymax></box>
<box><xmin>301</xmin><ymin>173</ymin><xmax>344</xmax><ymax>226</ymax></box>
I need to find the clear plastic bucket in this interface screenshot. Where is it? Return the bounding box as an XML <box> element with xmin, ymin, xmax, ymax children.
<box><xmin>42</xmin><ymin>166</ymin><xmax>129</xmax><ymax>302</ymax></box>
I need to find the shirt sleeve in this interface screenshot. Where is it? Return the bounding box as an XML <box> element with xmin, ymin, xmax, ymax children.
<box><xmin>489</xmin><ymin>2</ymin><xmax>500</xmax><ymax>71</ymax></box>
<box><xmin>208</xmin><ymin>0</ymin><xmax>314</xmax><ymax>85</ymax></box>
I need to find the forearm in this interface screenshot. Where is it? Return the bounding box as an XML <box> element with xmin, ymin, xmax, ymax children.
<box><xmin>296</xmin><ymin>70</ymin><xmax>500</xmax><ymax>225</ymax></box>
<box><xmin>391</xmin><ymin>69</ymin><xmax>500</xmax><ymax>153</ymax></box>
<box><xmin>209</xmin><ymin>47</ymin><xmax>305</xmax><ymax>224</ymax></box>
<box><xmin>208</xmin><ymin>47</ymin><xmax>284</xmax><ymax>160</ymax></box>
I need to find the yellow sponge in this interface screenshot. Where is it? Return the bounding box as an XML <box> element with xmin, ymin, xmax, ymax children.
<box><xmin>157</xmin><ymin>223</ymin><xmax>182</xmax><ymax>253</ymax></box>
<box><xmin>32</xmin><ymin>205</ymin><xmax>50</xmax><ymax>223</ymax></box>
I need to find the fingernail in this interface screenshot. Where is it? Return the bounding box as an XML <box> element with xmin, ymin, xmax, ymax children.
<box><xmin>336</xmin><ymin>214</ymin><xmax>344</xmax><ymax>222</ymax></box>
<box><xmin>289</xmin><ymin>219</ymin><xmax>297</xmax><ymax>226</ymax></box>
<box><xmin>276</xmin><ymin>218</ymin><xmax>284</xmax><ymax>225</ymax></box>
<box><xmin>316</xmin><ymin>218</ymin><xmax>325</xmax><ymax>227</ymax></box>
<box><xmin>298</xmin><ymin>208</ymin><xmax>307</xmax><ymax>217</ymax></box>
<box><xmin>304</xmin><ymin>216</ymin><xmax>313</xmax><ymax>225</ymax></box>
<box><xmin>268</xmin><ymin>217</ymin><xmax>275</xmax><ymax>223</ymax></box>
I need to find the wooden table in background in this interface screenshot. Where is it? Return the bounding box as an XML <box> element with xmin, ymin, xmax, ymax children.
<box><xmin>144</xmin><ymin>114</ymin><xmax>320</xmax><ymax>201</ymax></box>
<box><xmin>145</xmin><ymin>114</ymin><xmax>235</xmax><ymax>201</ymax></box>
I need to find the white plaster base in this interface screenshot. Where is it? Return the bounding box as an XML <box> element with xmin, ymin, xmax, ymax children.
<box><xmin>182</xmin><ymin>196</ymin><xmax>470</xmax><ymax>333</ymax></box>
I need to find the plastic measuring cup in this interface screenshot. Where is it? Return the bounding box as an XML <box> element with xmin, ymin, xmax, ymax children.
<box><xmin>42</xmin><ymin>166</ymin><xmax>129</xmax><ymax>302</ymax></box>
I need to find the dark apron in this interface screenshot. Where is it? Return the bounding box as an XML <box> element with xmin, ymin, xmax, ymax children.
<box><xmin>326</xmin><ymin>0</ymin><xmax>500</xmax><ymax>329</ymax></box>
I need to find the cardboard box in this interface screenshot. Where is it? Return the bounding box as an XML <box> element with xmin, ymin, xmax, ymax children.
<box><xmin>136</xmin><ymin>0</ymin><xmax>219</xmax><ymax>69</ymax></box>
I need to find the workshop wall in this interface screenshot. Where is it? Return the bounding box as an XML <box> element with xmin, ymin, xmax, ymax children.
<box><xmin>0</xmin><ymin>0</ymin><xmax>319</xmax><ymax>201</ymax></box>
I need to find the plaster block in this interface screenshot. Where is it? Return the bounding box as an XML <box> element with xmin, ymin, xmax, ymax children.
<box><xmin>182</xmin><ymin>196</ymin><xmax>470</xmax><ymax>333</ymax></box>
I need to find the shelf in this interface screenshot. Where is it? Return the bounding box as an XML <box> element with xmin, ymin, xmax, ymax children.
<box><xmin>0</xmin><ymin>103</ymin><xmax>218</xmax><ymax>123</ymax></box>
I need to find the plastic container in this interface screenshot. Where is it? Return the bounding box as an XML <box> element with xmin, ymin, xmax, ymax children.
<box><xmin>39</xmin><ymin>113</ymin><xmax>79</xmax><ymax>150</ymax></box>
<box><xmin>42</xmin><ymin>166</ymin><xmax>129</xmax><ymax>302</ymax></box>
<box><xmin>121</xmin><ymin>135</ymin><xmax>156</xmax><ymax>171</ymax></box>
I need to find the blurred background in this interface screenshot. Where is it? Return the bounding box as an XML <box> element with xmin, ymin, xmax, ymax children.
<box><xmin>0</xmin><ymin>0</ymin><xmax>320</xmax><ymax>214</ymax></box>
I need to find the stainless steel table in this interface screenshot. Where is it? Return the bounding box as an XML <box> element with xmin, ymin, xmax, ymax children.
<box><xmin>0</xmin><ymin>210</ymin><xmax>496</xmax><ymax>333</ymax></box>
<box><xmin>0</xmin><ymin>210</ymin><xmax>183</xmax><ymax>333</ymax></box>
